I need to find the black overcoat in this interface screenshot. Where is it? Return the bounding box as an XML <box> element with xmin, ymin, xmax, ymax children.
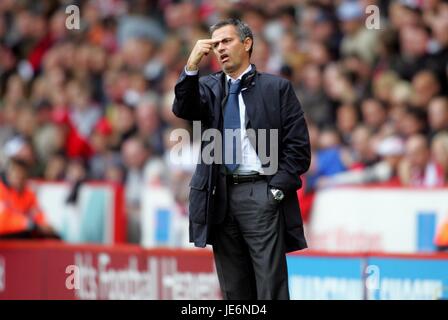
<box><xmin>172</xmin><ymin>65</ymin><xmax>311</xmax><ymax>252</ymax></box>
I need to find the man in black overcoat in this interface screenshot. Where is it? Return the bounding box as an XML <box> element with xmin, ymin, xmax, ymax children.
<box><xmin>173</xmin><ymin>18</ymin><xmax>311</xmax><ymax>300</ymax></box>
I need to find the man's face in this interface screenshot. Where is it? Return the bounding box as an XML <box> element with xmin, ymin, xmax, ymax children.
<box><xmin>406</xmin><ymin>138</ymin><xmax>429</xmax><ymax>169</ymax></box>
<box><xmin>428</xmin><ymin>99</ymin><xmax>448</xmax><ymax>130</ymax></box>
<box><xmin>122</xmin><ymin>140</ymin><xmax>147</xmax><ymax>169</ymax></box>
<box><xmin>211</xmin><ymin>25</ymin><xmax>251</xmax><ymax>74</ymax></box>
<box><xmin>7</xmin><ymin>163</ymin><xmax>28</xmax><ymax>191</ymax></box>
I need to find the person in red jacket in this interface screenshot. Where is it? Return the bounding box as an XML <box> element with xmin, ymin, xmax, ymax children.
<box><xmin>51</xmin><ymin>109</ymin><xmax>94</xmax><ymax>160</ymax></box>
<box><xmin>435</xmin><ymin>218</ymin><xmax>448</xmax><ymax>251</ymax></box>
<box><xmin>0</xmin><ymin>157</ymin><xmax>58</xmax><ymax>238</ymax></box>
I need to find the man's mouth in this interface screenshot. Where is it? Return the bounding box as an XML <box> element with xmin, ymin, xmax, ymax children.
<box><xmin>220</xmin><ymin>54</ymin><xmax>229</xmax><ymax>63</ymax></box>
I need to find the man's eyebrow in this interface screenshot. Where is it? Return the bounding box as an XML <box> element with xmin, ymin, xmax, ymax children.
<box><xmin>213</xmin><ymin>37</ymin><xmax>232</xmax><ymax>46</ymax></box>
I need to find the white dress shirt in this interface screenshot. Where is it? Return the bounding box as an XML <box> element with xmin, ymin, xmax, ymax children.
<box><xmin>185</xmin><ymin>65</ymin><xmax>263</xmax><ymax>174</ymax></box>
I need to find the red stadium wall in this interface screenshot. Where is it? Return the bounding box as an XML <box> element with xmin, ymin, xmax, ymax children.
<box><xmin>0</xmin><ymin>241</ymin><xmax>220</xmax><ymax>300</ymax></box>
<box><xmin>1</xmin><ymin>241</ymin><xmax>448</xmax><ymax>300</ymax></box>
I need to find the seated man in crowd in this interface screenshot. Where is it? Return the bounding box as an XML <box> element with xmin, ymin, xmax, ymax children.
<box><xmin>0</xmin><ymin>157</ymin><xmax>59</xmax><ymax>239</ymax></box>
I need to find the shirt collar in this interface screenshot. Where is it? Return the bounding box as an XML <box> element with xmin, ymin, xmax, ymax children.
<box><xmin>226</xmin><ymin>64</ymin><xmax>252</xmax><ymax>83</ymax></box>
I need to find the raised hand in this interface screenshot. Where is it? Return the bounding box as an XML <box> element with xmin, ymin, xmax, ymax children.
<box><xmin>186</xmin><ymin>38</ymin><xmax>222</xmax><ymax>71</ymax></box>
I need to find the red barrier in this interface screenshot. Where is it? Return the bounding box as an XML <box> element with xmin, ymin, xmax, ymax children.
<box><xmin>0</xmin><ymin>241</ymin><xmax>220</xmax><ymax>300</ymax></box>
<box><xmin>289</xmin><ymin>248</ymin><xmax>448</xmax><ymax>260</ymax></box>
<box><xmin>2</xmin><ymin>241</ymin><xmax>448</xmax><ymax>300</ymax></box>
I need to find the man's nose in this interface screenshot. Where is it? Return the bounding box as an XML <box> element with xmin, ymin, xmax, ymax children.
<box><xmin>216</xmin><ymin>41</ymin><xmax>225</xmax><ymax>52</ymax></box>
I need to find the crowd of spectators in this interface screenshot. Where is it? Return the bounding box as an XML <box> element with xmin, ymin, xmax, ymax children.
<box><xmin>0</xmin><ymin>0</ymin><xmax>447</xmax><ymax>240</ymax></box>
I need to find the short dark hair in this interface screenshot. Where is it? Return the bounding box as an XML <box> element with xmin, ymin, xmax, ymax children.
<box><xmin>209</xmin><ymin>18</ymin><xmax>254</xmax><ymax>57</ymax></box>
<box><xmin>8</xmin><ymin>157</ymin><xmax>30</xmax><ymax>175</ymax></box>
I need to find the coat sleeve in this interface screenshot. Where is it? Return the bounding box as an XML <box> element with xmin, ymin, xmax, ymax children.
<box><xmin>172</xmin><ymin>69</ymin><xmax>211</xmax><ymax>123</ymax></box>
<box><xmin>269</xmin><ymin>80</ymin><xmax>311</xmax><ymax>192</ymax></box>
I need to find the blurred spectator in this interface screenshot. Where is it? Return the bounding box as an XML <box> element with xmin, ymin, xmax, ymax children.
<box><xmin>51</xmin><ymin>109</ymin><xmax>94</xmax><ymax>160</ymax></box>
<box><xmin>342</xmin><ymin>53</ymin><xmax>372</xmax><ymax>100</ymax></box>
<box><xmin>135</xmin><ymin>93</ymin><xmax>165</xmax><ymax>156</ymax></box>
<box><xmin>372</xmin><ymin>71</ymin><xmax>400</xmax><ymax>104</ymax></box>
<box><xmin>32</xmin><ymin>99</ymin><xmax>58</xmax><ymax>164</ymax></box>
<box><xmin>163</xmin><ymin>126</ymin><xmax>200</xmax><ymax>215</ymax></box>
<box><xmin>108</xmin><ymin>102</ymin><xmax>138</xmax><ymax>150</ymax></box>
<box><xmin>394</xmin><ymin>24</ymin><xmax>432</xmax><ymax>81</ymax></box>
<box><xmin>67</xmin><ymin>79</ymin><xmax>102</xmax><ymax>138</ymax></box>
<box><xmin>65</xmin><ymin>157</ymin><xmax>88</xmax><ymax>184</ymax></box>
<box><xmin>398</xmin><ymin>106</ymin><xmax>428</xmax><ymax>138</ymax></box>
<box><xmin>297</xmin><ymin>64</ymin><xmax>333</xmax><ymax>128</ymax></box>
<box><xmin>428</xmin><ymin>96</ymin><xmax>448</xmax><ymax>138</ymax></box>
<box><xmin>431</xmin><ymin>132</ymin><xmax>448</xmax><ymax>185</ymax></box>
<box><xmin>307</xmin><ymin>126</ymin><xmax>348</xmax><ymax>189</ymax></box>
<box><xmin>435</xmin><ymin>218</ymin><xmax>448</xmax><ymax>251</ymax></box>
<box><xmin>2</xmin><ymin>135</ymin><xmax>41</xmax><ymax>177</ymax></box>
<box><xmin>398</xmin><ymin>134</ymin><xmax>444</xmax><ymax>187</ymax></box>
<box><xmin>347</xmin><ymin>125</ymin><xmax>378</xmax><ymax>169</ymax></box>
<box><xmin>336</xmin><ymin>103</ymin><xmax>360</xmax><ymax>145</ymax></box>
<box><xmin>428</xmin><ymin>4</ymin><xmax>448</xmax><ymax>92</ymax></box>
<box><xmin>361</xmin><ymin>98</ymin><xmax>388</xmax><ymax>133</ymax></box>
<box><xmin>318</xmin><ymin>135</ymin><xmax>404</xmax><ymax>187</ymax></box>
<box><xmin>322</xmin><ymin>62</ymin><xmax>356</xmax><ymax>106</ymax></box>
<box><xmin>43</xmin><ymin>152</ymin><xmax>66</xmax><ymax>181</ymax></box>
<box><xmin>121</xmin><ymin>136</ymin><xmax>165</xmax><ymax>243</ymax></box>
<box><xmin>308</xmin><ymin>9</ymin><xmax>340</xmax><ymax>59</ymax></box>
<box><xmin>0</xmin><ymin>156</ymin><xmax>58</xmax><ymax>239</ymax></box>
<box><xmin>411</xmin><ymin>70</ymin><xmax>441</xmax><ymax>108</ymax></box>
<box><xmin>338</xmin><ymin>0</ymin><xmax>378</xmax><ymax>64</ymax></box>
<box><xmin>88</xmin><ymin>117</ymin><xmax>121</xmax><ymax>180</ymax></box>
<box><xmin>373</xmin><ymin>29</ymin><xmax>400</xmax><ymax>77</ymax></box>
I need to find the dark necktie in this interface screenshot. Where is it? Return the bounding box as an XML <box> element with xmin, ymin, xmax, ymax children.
<box><xmin>223</xmin><ymin>79</ymin><xmax>242</xmax><ymax>173</ymax></box>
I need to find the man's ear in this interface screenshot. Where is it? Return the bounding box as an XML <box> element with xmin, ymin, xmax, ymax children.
<box><xmin>244</xmin><ymin>37</ymin><xmax>252</xmax><ymax>52</ymax></box>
